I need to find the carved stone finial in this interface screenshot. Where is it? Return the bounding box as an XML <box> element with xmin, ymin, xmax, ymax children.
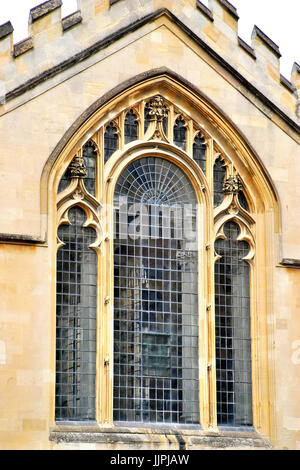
<box><xmin>223</xmin><ymin>175</ymin><xmax>243</xmax><ymax>195</ymax></box>
<box><xmin>148</xmin><ymin>95</ymin><xmax>168</xmax><ymax>122</ymax></box>
<box><xmin>68</xmin><ymin>154</ymin><xmax>87</xmax><ymax>178</ymax></box>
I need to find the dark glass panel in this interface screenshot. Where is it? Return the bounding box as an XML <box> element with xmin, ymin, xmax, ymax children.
<box><xmin>58</xmin><ymin>170</ymin><xmax>70</xmax><ymax>193</ymax></box>
<box><xmin>238</xmin><ymin>190</ymin><xmax>249</xmax><ymax>212</ymax></box>
<box><xmin>215</xmin><ymin>221</ymin><xmax>252</xmax><ymax>427</ymax></box>
<box><xmin>193</xmin><ymin>133</ymin><xmax>206</xmax><ymax>174</ymax></box>
<box><xmin>213</xmin><ymin>157</ymin><xmax>226</xmax><ymax>207</ymax></box>
<box><xmin>56</xmin><ymin>206</ymin><xmax>97</xmax><ymax>422</ymax></box>
<box><xmin>104</xmin><ymin>123</ymin><xmax>119</xmax><ymax>163</ymax></box>
<box><xmin>125</xmin><ymin>110</ymin><xmax>138</xmax><ymax>144</ymax></box>
<box><xmin>82</xmin><ymin>142</ymin><xmax>97</xmax><ymax>196</ymax></box>
<box><xmin>173</xmin><ymin>117</ymin><xmax>187</xmax><ymax>151</ymax></box>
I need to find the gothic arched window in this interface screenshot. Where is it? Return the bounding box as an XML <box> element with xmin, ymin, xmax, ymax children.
<box><xmin>54</xmin><ymin>90</ymin><xmax>269</xmax><ymax>437</ymax></box>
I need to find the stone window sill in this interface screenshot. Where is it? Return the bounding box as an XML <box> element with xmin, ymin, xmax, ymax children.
<box><xmin>49</xmin><ymin>423</ymin><xmax>272</xmax><ymax>449</ymax></box>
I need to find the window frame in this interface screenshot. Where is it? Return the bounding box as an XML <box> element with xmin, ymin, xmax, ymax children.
<box><xmin>51</xmin><ymin>79</ymin><xmax>278</xmax><ymax>441</ymax></box>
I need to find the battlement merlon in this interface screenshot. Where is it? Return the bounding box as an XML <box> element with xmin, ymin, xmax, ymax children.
<box><xmin>209</xmin><ymin>0</ymin><xmax>239</xmax><ymax>32</ymax></box>
<box><xmin>79</xmin><ymin>0</ymin><xmax>110</xmax><ymax>20</ymax></box>
<box><xmin>0</xmin><ymin>22</ymin><xmax>14</xmax><ymax>66</ymax></box>
<box><xmin>0</xmin><ymin>0</ymin><xmax>299</xmax><ymax>122</ymax></box>
<box><xmin>28</xmin><ymin>0</ymin><xmax>62</xmax><ymax>40</ymax></box>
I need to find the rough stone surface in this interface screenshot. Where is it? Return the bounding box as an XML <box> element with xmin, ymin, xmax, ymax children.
<box><xmin>0</xmin><ymin>21</ymin><xmax>13</xmax><ymax>40</ymax></box>
<box><xmin>252</xmin><ymin>25</ymin><xmax>281</xmax><ymax>58</ymax></box>
<box><xmin>62</xmin><ymin>11</ymin><xmax>82</xmax><ymax>32</ymax></box>
<box><xmin>30</xmin><ymin>0</ymin><xmax>62</xmax><ymax>23</ymax></box>
<box><xmin>13</xmin><ymin>38</ymin><xmax>34</xmax><ymax>58</ymax></box>
<box><xmin>196</xmin><ymin>1</ymin><xmax>214</xmax><ymax>22</ymax></box>
<box><xmin>217</xmin><ymin>0</ymin><xmax>239</xmax><ymax>20</ymax></box>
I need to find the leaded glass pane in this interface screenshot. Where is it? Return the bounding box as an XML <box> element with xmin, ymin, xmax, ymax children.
<box><xmin>215</xmin><ymin>221</ymin><xmax>253</xmax><ymax>427</ymax></box>
<box><xmin>104</xmin><ymin>123</ymin><xmax>119</xmax><ymax>163</ymax></box>
<box><xmin>193</xmin><ymin>133</ymin><xmax>206</xmax><ymax>174</ymax></box>
<box><xmin>125</xmin><ymin>110</ymin><xmax>138</xmax><ymax>144</ymax></box>
<box><xmin>214</xmin><ymin>157</ymin><xmax>226</xmax><ymax>207</ymax></box>
<box><xmin>173</xmin><ymin>117</ymin><xmax>187</xmax><ymax>151</ymax></box>
<box><xmin>114</xmin><ymin>157</ymin><xmax>199</xmax><ymax>425</ymax></box>
<box><xmin>56</xmin><ymin>206</ymin><xmax>97</xmax><ymax>421</ymax></box>
<box><xmin>82</xmin><ymin>142</ymin><xmax>97</xmax><ymax>196</ymax></box>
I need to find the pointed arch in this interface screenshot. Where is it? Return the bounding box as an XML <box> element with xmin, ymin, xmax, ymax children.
<box><xmin>46</xmin><ymin>69</ymin><xmax>280</xmax><ymax>439</ymax></box>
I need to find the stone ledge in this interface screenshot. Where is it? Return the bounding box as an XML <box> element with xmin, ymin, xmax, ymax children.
<box><xmin>49</xmin><ymin>425</ymin><xmax>272</xmax><ymax>450</ymax></box>
<box><xmin>13</xmin><ymin>37</ymin><xmax>34</xmax><ymax>58</ymax></box>
<box><xmin>280</xmin><ymin>258</ymin><xmax>300</xmax><ymax>268</ymax></box>
<box><xmin>30</xmin><ymin>0</ymin><xmax>62</xmax><ymax>23</ymax></box>
<box><xmin>62</xmin><ymin>11</ymin><xmax>82</xmax><ymax>32</ymax></box>
<box><xmin>217</xmin><ymin>0</ymin><xmax>239</xmax><ymax>21</ymax></box>
<box><xmin>0</xmin><ymin>233</ymin><xmax>44</xmax><ymax>245</ymax></box>
<box><xmin>0</xmin><ymin>21</ymin><xmax>13</xmax><ymax>40</ymax></box>
<box><xmin>252</xmin><ymin>25</ymin><xmax>281</xmax><ymax>58</ymax></box>
<box><xmin>238</xmin><ymin>37</ymin><xmax>256</xmax><ymax>60</ymax></box>
<box><xmin>196</xmin><ymin>1</ymin><xmax>214</xmax><ymax>22</ymax></box>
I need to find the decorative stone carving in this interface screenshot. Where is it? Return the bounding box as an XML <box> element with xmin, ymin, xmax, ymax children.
<box><xmin>68</xmin><ymin>154</ymin><xmax>87</xmax><ymax>178</ymax></box>
<box><xmin>145</xmin><ymin>95</ymin><xmax>169</xmax><ymax>142</ymax></box>
<box><xmin>223</xmin><ymin>175</ymin><xmax>243</xmax><ymax>195</ymax></box>
<box><xmin>148</xmin><ymin>95</ymin><xmax>168</xmax><ymax>122</ymax></box>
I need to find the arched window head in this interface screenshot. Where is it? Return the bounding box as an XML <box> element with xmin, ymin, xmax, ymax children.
<box><xmin>56</xmin><ymin>206</ymin><xmax>97</xmax><ymax>422</ymax></box>
<box><xmin>173</xmin><ymin>116</ymin><xmax>187</xmax><ymax>151</ymax></box>
<box><xmin>214</xmin><ymin>221</ymin><xmax>252</xmax><ymax>427</ymax></box>
<box><xmin>113</xmin><ymin>157</ymin><xmax>199</xmax><ymax>425</ymax></box>
<box><xmin>104</xmin><ymin>122</ymin><xmax>119</xmax><ymax>163</ymax></box>
<box><xmin>124</xmin><ymin>110</ymin><xmax>138</xmax><ymax>144</ymax></box>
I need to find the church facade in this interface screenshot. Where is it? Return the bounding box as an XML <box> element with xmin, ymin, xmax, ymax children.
<box><xmin>0</xmin><ymin>0</ymin><xmax>299</xmax><ymax>450</ymax></box>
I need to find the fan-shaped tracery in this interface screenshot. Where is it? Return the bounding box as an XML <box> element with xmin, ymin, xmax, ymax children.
<box><xmin>114</xmin><ymin>157</ymin><xmax>196</xmax><ymax>206</ymax></box>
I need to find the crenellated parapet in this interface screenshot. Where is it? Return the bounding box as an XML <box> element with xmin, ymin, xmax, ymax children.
<box><xmin>0</xmin><ymin>0</ymin><xmax>298</xmax><ymax>125</ymax></box>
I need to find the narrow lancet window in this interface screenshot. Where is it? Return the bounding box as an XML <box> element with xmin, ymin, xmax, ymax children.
<box><xmin>113</xmin><ymin>157</ymin><xmax>199</xmax><ymax>425</ymax></box>
<box><xmin>82</xmin><ymin>142</ymin><xmax>97</xmax><ymax>196</ymax></box>
<box><xmin>125</xmin><ymin>110</ymin><xmax>138</xmax><ymax>144</ymax></box>
<box><xmin>214</xmin><ymin>221</ymin><xmax>252</xmax><ymax>427</ymax></box>
<box><xmin>56</xmin><ymin>206</ymin><xmax>97</xmax><ymax>421</ymax></box>
<box><xmin>104</xmin><ymin>123</ymin><xmax>119</xmax><ymax>163</ymax></box>
<box><xmin>193</xmin><ymin>133</ymin><xmax>206</xmax><ymax>174</ymax></box>
<box><xmin>213</xmin><ymin>157</ymin><xmax>226</xmax><ymax>207</ymax></box>
<box><xmin>173</xmin><ymin>116</ymin><xmax>187</xmax><ymax>151</ymax></box>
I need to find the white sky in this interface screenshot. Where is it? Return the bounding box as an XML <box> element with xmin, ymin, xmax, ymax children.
<box><xmin>0</xmin><ymin>0</ymin><xmax>299</xmax><ymax>78</ymax></box>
